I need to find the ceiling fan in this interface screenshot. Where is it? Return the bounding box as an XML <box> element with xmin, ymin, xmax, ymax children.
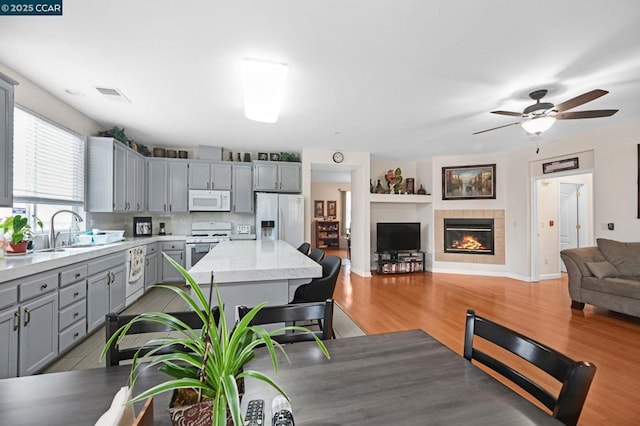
<box><xmin>473</xmin><ymin>89</ymin><xmax>618</xmax><ymax>135</ymax></box>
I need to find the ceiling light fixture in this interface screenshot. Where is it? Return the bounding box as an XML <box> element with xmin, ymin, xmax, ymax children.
<box><xmin>241</xmin><ymin>58</ymin><xmax>289</xmax><ymax>123</ymax></box>
<box><xmin>520</xmin><ymin>116</ymin><xmax>556</xmax><ymax>135</ymax></box>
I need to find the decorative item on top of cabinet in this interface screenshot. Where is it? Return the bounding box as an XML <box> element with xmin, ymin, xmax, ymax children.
<box><xmin>315</xmin><ymin>220</ymin><xmax>340</xmax><ymax>248</ymax></box>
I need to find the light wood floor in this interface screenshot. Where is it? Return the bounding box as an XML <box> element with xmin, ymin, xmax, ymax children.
<box><xmin>332</xmin><ymin>261</ymin><xmax>640</xmax><ymax>426</ymax></box>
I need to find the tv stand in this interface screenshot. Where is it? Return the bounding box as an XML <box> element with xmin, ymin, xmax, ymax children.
<box><xmin>376</xmin><ymin>251</ymin><xmax>425</xmax><ymax>274</ymax></box>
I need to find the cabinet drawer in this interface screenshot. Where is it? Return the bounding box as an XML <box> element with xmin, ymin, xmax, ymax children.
<box><xmin>88</xmin><ymin>252</ymin><xmax>126</xmax><ymax>275</ymax></box>
<box><xmin>59</xmin><ymin>320</ymin><xmax>86</xmax><ymax>353</ymax></box>
<box><xmin>59</xmin><ymin>264</ymin><xmax>88</xmax><ymax>287</ymax></box>
<box><xmin>59</xmin><ymin>281</ymin><xmax>87</xmax><ymax>309</ymax></box>
<box><xmin>0</xmin><ymin>285</ymin><xmax>18</xmax><ymax>310</ymax></box>
<box><xmin>146</xmin><ymin>243</ymin><xmax>158</xmax><ymax>254</ymax></box>
<box><xmin>162</xmin><ymin>241</ymin><xmax>185</xmax><ymax>251</ymax></box>
<box><xmin>18</xmin><ymin>271</ymin><xmax>58</xmax><ymax>302</ymax></box>
<box><xmin>59</xmin><ymin>299</ymin><xmax>86</xmax><ymax>331</ymax></box>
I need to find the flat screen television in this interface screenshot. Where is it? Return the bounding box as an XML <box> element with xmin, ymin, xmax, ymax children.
<box><xmin>376</xmin><ymin>222</ymin><xmax>421</xmax><ymax>253</ymax></box>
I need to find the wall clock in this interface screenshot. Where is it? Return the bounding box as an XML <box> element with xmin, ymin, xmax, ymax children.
<box><xmin>332</xmin><ymin>151</ymin><xmax>344</xmax><ymax>163</ymax></box>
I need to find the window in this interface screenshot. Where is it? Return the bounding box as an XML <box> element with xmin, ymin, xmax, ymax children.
<box><xmin>0</xmin><ymin>106</ymin><xmax>86</xmax><ymax>239</ymax></box>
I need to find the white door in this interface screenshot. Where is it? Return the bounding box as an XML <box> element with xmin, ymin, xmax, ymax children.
<box><xmin>559</xmin><ymin>183</ymin><xmax>583</xmax><ymax>272</ymax></box>
<box><xmin>278</xmin><ymin>194</ymin><xmax>304</xmax><ymax>248</ymax></box>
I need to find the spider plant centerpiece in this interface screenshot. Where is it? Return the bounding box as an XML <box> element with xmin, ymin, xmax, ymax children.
<box><xmin>102</xmin><ymin>254</ymin><xmax>330</xmax><ymax>426</ymax></box>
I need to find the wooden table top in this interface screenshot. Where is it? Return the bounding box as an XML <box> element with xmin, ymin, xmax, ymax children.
<box><xmin>0</xmin><ymin>330</ymin><xmax>560</xmax><ymax>425</ymax></box>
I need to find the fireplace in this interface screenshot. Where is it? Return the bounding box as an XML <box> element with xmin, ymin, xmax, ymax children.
<box><xmin>444</xmin><ymin>218</ymin><xmax>494</xmax><ymax>255</ymax></box>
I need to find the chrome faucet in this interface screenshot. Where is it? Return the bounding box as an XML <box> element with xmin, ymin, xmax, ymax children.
<box><xmin>50</xmin><ymin>210</ymin><xmax>84</xmax><ymax>249</ymax></box>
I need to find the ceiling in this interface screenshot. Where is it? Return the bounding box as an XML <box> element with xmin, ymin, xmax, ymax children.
<box><xmin>1</xmin><ymin>1</ymin><xmax>639</xmax><ymax>161</ymax></box>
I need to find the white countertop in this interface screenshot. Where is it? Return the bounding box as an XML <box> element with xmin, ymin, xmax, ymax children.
<box><xmin>0</xmin><ymin>235</ymin><xmax>187</xmax><ymax>283</ymax></box>
<box><xmin>188</xmin><ymin>240</ymin><xmax>322</xmax><ymax>284</ymax></box>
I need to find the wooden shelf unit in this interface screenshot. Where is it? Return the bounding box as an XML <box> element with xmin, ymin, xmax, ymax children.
<box><xmin>315</xmin><ymin>220</ymin><xmax>340</xmax><ymax>248</ymax></box>
<box><xmin>376</xmin><ymin>251</ymin><xmax>426</xmax><ymax>274</ymax></box>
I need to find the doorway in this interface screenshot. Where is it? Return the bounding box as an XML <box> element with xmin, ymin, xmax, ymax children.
<box><xmin>531</xmin><ymin>172</ymin><xmax>593</xmax><ymax>281</ymax></box>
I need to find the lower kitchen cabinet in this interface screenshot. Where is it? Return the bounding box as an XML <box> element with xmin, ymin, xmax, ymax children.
<box><xmin>161</xmin><ymin>241</ymin><xmax>185</xmax><ymax>283</ymax></box>
<box><xmin>0</xmin><ymin>306</ymin><xmax>19</xmax><ymax>378</ymax></box>
<box><xmin>144</xmin><ymin>243</ymin><xmax>159</xmax><ymax>289</ymax></box>
<box><xmin>87</xmin><ymin>252</ymin><xmax>126</xmax><ymax>332</ymax></box>
<box><xmin>57</xmin><ymin>263</ymin><xmax>88</xmax><ymax>353</ymax></box>
<box><xmin>18</xmin><ymin>291</ymin><xmax>58</xmax><ymax>376</ymax></box>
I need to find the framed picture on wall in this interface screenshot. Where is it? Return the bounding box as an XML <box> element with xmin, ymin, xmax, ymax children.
<box><xmin>327</xmin><ymin>200</ymin><xmax>337</xmax><ymax>217</ymax></box>
<box><xmin>442</xmin><ymin>164</ymin><xmax>496</xmax><ymax>200</ymax></box>
<box><xmin>314</xmin><ymin>200</ymin><xmax>325</xmax><ymax>218</ymax></box>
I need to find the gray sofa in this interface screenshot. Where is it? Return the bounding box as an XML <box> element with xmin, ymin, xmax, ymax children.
<box><xmin>560</xmin><ymin>238</ymin><xmax>640</xmax><ymax>317</ymax></box>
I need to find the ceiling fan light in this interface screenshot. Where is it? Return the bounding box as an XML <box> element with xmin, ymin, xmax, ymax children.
<box><xmin>241</xmin><ymin>58</ymin><xmax>289</xmax><ymax>123</ymax></box>
<box><xmin>521</xmin><ymin>116</ymin><xmax>557</xmax><ymax>134</ymax></box>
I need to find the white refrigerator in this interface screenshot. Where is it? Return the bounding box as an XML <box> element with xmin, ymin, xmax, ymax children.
<box><xmin>255</xmin><ymin>193</ymin><xmax>304</xmax><ymax>248</ymax></box>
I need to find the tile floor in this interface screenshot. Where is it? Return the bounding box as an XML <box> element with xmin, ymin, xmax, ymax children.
<box><xmin>44</xmin><ymin>285</ymin><xmax>364</xmax><ymax>374</ymax></box>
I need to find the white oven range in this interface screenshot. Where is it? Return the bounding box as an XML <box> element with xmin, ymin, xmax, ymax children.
<box><xmin>185</xmin><ymin>221</ymin><xmax>232</xmax><ymax>269</ymax></box>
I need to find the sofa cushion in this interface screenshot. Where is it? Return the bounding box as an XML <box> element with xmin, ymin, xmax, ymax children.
<box><xmin>596</xmin><ymin>238</ymin><xmax>640</xmax><ymax>276</ymax></box>
<box><xmin>586</xmin><ymin>261</ymin><xmax>620</xmax><ymax>279</ymax></box>
<box><xmin>583</xmin><ymin>276</ymin><xmax>640</xmax><ymax>300</ymax></box>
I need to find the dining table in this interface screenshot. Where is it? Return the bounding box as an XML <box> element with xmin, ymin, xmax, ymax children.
<box><xmin>0</xmin><ymin>329</ymin><xmax>561</xmax><ymax>425</ymax></box>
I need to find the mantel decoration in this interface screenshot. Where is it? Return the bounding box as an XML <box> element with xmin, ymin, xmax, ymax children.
<box><xmin>0</xmin><ymin>214</ymin><xmax>43</xmax><ymax>254</ymax></box>
<box><xmin>384</xmin><ymin>168</ymin><xmax>403</xmax><ymax>193</ymax></box>
<box><xmin>442</xmin><ymin>164</ymin><xmax>496</xmax><ymax>200</ymax></box>
<box><xmin>102</xmin><ymin>254</ymin><xmax>329</xmax><ymax>426</ymax></box>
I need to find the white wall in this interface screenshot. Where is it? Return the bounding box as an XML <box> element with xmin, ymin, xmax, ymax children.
<box><xmin>0</xmin><ymin>64</ymin><xmax>103</xmax><ymax>135</ymax></box>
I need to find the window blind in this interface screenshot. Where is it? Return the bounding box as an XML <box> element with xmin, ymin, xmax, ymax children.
<box><xmin>13</xmin><ymin>106</ymin><xmax>85</xmax><ymax>204</ymax></box>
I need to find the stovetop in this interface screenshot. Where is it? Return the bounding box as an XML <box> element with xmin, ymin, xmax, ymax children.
<box><xmin>187</xmin><ymin>221</ymin><xmax>232</xmax><ymax>243</ymax></box>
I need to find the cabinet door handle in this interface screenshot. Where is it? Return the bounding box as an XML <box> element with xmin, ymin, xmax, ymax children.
<box><xmin>146</xmin><ymin>258</ymin><xmax>149</xmax><ymax>266</ymax></box>
<box><xmin>73</xmin><ymin>312</ymin><xmax>79</xmax><ymax>318</ymax></box>
<box><xmin>180</xmin><ymin>252</ymin><xmax>183</xmax><ymax>260</ymax></box>
<box><xmin>24</xmin><ymin>308</ymin><xmax>31</xmax><ymax>326</ymax></box>
<box><xmin>106</xmin><ymin>271</ymin><xmax>111</xmax><ymax>285</ymax></box>
<box><xmin>73</xmin><ymin>332</ymin><xmax>79</xmax><ymax>338</ymax></box>
<box><xmin>169</xmin><ymin>204</ymin><xmax>172</xmax><ymax>212</ymax></box>
<box><xmin>164</xmin><ymin>204</ymin><xmax>167</xmax><ymax>212</ymax></box>
<box><xmin>40</xmin><ymin>283</ymin><xmax>48</xmax><ymax>291</ymax></box>
<box><xmin>73</xmin><ymin>291</ymin><xmax>80</xmax><ymax>297</ymax></box>
<box><xmin>110</xmin><ymin>271</ymin><xmax>115</xmax><ymax>283</ymax></box>
<box><xmin>13</xmin><ymin>310</ymin><xmax>20</xmax><ymax>331</ymax></box>
<box><xmin>137</xmin><ymin>203</ymin><xmax>140</xmax><ymax>211</ymax></box>
<box><xmin>75</xmin><ymin>273</ymin><xmax>81</xmax><ymax>278</ymax></box>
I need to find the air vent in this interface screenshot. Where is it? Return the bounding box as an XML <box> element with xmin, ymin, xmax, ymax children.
<box><xmin>94</xmin><ymin>87</ymin><xmax>131</xmax><ymax>103</ymax></box>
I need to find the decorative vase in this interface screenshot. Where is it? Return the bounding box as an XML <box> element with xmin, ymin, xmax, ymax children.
<box><xmin>370</xmin><ymin>179</ymin><xmax>374</xmax><ymax>193</ymax></box>
<box><xmin>7</xmin><ymin>241</ymin><xmax>28</xmax><ymax>254</ymax></box>
<box><xmin>243</xmin><ymin>153</ymin><xmax>251</xmax><ymax>162</ymax></box>
<box><xmin>374</xmin><ymin>179</ymin><xmax>385</xmax><ymax>194</ymax></box>
<box><xmin>237</xmin><ymin>153</ymin><xmax>242</xmax><ymax>162</ymax></box>
<box><xmin>417</xmin><ymin>184</ymin><xmax>427</xmax><ymax>195</ymax></box>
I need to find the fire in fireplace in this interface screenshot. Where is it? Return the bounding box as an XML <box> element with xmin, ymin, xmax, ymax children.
<box><xmin>444</xmin><ymin>218</ymin><xmax>494</xmax><ymax>255</ymax></box>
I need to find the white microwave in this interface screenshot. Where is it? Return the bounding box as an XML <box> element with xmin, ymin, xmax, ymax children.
<box><xmin>188</xmin><ymin>190</ymin><xmax>231</xmax><ymax>212</ymax></box>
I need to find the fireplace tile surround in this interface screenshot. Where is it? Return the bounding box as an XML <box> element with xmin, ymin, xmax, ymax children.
<box><xmin>435</xmin><ymin>210</ymin><xmax>505</xmax><ymax>264</ymax></box>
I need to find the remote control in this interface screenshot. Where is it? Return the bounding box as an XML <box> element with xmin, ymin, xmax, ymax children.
<box><xmin>271</xmin><ymin>395</ymin><xmax>294</xmax><ymax>426</ymax></box>
<box><xmin>245</xmin><ymin>399</ymin><xmax>264</xmax><ymax>426</ymax></box>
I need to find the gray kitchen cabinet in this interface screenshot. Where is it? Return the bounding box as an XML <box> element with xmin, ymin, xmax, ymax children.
<box><xmin>147</xmin><ymin>158</ymin><xmax>168</xmax><ymax>212</ymax></box>
<box><xmin>144</xmin><ymin>243</ymin><xmax>159</xmax><ymax>289</ymax></box>
<box><xmin>252</xmin><ymin>160</ymin><xmax>301</xmax><ymax>193</ymax></box>
<box><xmin>0</xmin><ymin>283</ymin><xmax>19</xmax><ymax>379</ymax></box>
<box><xmin>147</xmin><ymin>159</ymin><xmax>188</xmax><ymax>213</ymax></box>
<box><xmin>188</xmin><ymin>160</ymin><xmax>232</xmax><ymax>190</ymax></box>
<box><xmin>232</xmin><ymin>163</ymin><xmax>253</xmax><ymax>213</ymax></box>
<box><xmin>161</xmin><ymin>241</ymin><xmax>185</xmax><ymax>283</ymax></box>
<box><xmin>14</xmin><ymin>270</ymin><xmax>59</xmax><ymax>377</ymax></box>
<box><xmin>87</xmin><ymin>252</ymin><xmax>126</xmax><ymax>332</ymax></box>
<box><xmin>135</xmin><ymin>154</ymin><xmax>146</xmax><ymax>211</ymax></box>
<box><xmin>168</xmin><ymin>160</ymin><xmax>189</xmax><ymax>212</ymax></box>
<box><xmin>87</xmin><ymin>137</ymin><xmax>147</xmax><ymax>212</ymax></box>
<box><xmin>57</xmin><ymin>263</ymin><xmax>88</xmax><ymax>353</ymax></box>
<box><xmin>0</xmin><ymin>73</ymin><xmax>17</xmax><ymax>207</ymax></box>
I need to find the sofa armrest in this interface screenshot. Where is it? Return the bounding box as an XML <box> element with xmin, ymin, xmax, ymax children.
<box><xmin>560</xmin><ymin>247</ymin><xmax>605</xmax><ymax>301</ymax></box>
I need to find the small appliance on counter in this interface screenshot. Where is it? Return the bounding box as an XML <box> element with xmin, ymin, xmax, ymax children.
<box><xmin>133</xmin><ymin>216</ymin><xmax>153</xmax><ymax>237</ymax></box>
<box><xmin>158</xmin><ymin>222</ymin><xmax>167</xmax><ymax>235</ymax></box>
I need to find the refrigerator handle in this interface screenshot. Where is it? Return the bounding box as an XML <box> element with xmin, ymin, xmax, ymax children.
<box><xmin>279</xmin><ymin>207</ymin><xmax>285</xmax><ymax>241</ymax></box>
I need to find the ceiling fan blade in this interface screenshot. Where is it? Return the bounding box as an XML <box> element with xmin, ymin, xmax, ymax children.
<box><xmin>555</xmin><ymin>109</ymin><xmax>619</xmax><ymax>120</ymax></box>
<box><xmin>554</xmin><ymin>89</ymin><xmax>609</xmax><ymax>112</ymax></box>
<box><xmin>473</xmin><ymin>121</ymin><xmax>522</xmax><ymax>135</ymax></box>
<box><xmin>490</xmin><ymin>110</ymin><xmax>523</xmax><ymax>117</ymax></box>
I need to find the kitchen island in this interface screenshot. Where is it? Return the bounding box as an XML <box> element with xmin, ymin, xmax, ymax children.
<box><xmin>188</xmin><ymin>239</ymin><xmax>322</xmax><ymax>324</ymax></box>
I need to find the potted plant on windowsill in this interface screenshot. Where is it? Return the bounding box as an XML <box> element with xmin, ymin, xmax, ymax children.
<box><xmin>0</xmin><ymin>214</ymin><xmax>43</xmax><ymax>254</ymax></box>
<box><xmin>102</xmin><ymin>254</ymin><xmax>330</xmax><ymax>426</ymax></box>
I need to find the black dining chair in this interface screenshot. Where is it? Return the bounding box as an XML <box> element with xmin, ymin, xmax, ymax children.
<box><xmin>463</xmin><ymin>309</ymin><xmax>596</xmax><ymax>426</ymax></box>
<box><xmin>297</xmin><ymin>242</ymin><xmax>311</xmax><ymax>255</ymax></box>
<box><xmin>290</xmin><ymin>255</ymin><xmax>341</xmax><ymax>304</ymax></box>
<box><xmin>237</xmin><ymin>299</ymin><xmax>334</xmax><ymax>344</ymax></box>
<box><xmin>105</xmin><ymin>308</ymin><xmax>220</xmax><ymax>367</ymax></box>
<box><xmin>307</xmin><ymin>247</ymin><xmax>325</xmax><ymax>263</ymax></box>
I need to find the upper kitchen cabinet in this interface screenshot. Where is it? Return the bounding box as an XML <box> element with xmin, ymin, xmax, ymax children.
<box><xmin>252</xmin><ymin>161</ymin><xmax>301</xmax><ymax>193</ymax></box>
<box><xmin>87</xmin><ymin>137</ymin><xmax>147</xmax><ymax>212</ymax></box>
<box><xmin>146</xmin><ymin>158</ymin><xmax>188</xmax><ymax>213</ymax></box>
<box><xmin>188</xmin><ymin>160</ymin><xmax>232</xmax><ymax>190</ymax></box>
<box><xmin>232</xmin><ymin>163</ymin><xmax>253</xmax><ymax>213</ymax></box>
<box><xmin>0</xmin><ymin>73</ymin><xmax>18</xmax><ymax>207</ymax></box>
